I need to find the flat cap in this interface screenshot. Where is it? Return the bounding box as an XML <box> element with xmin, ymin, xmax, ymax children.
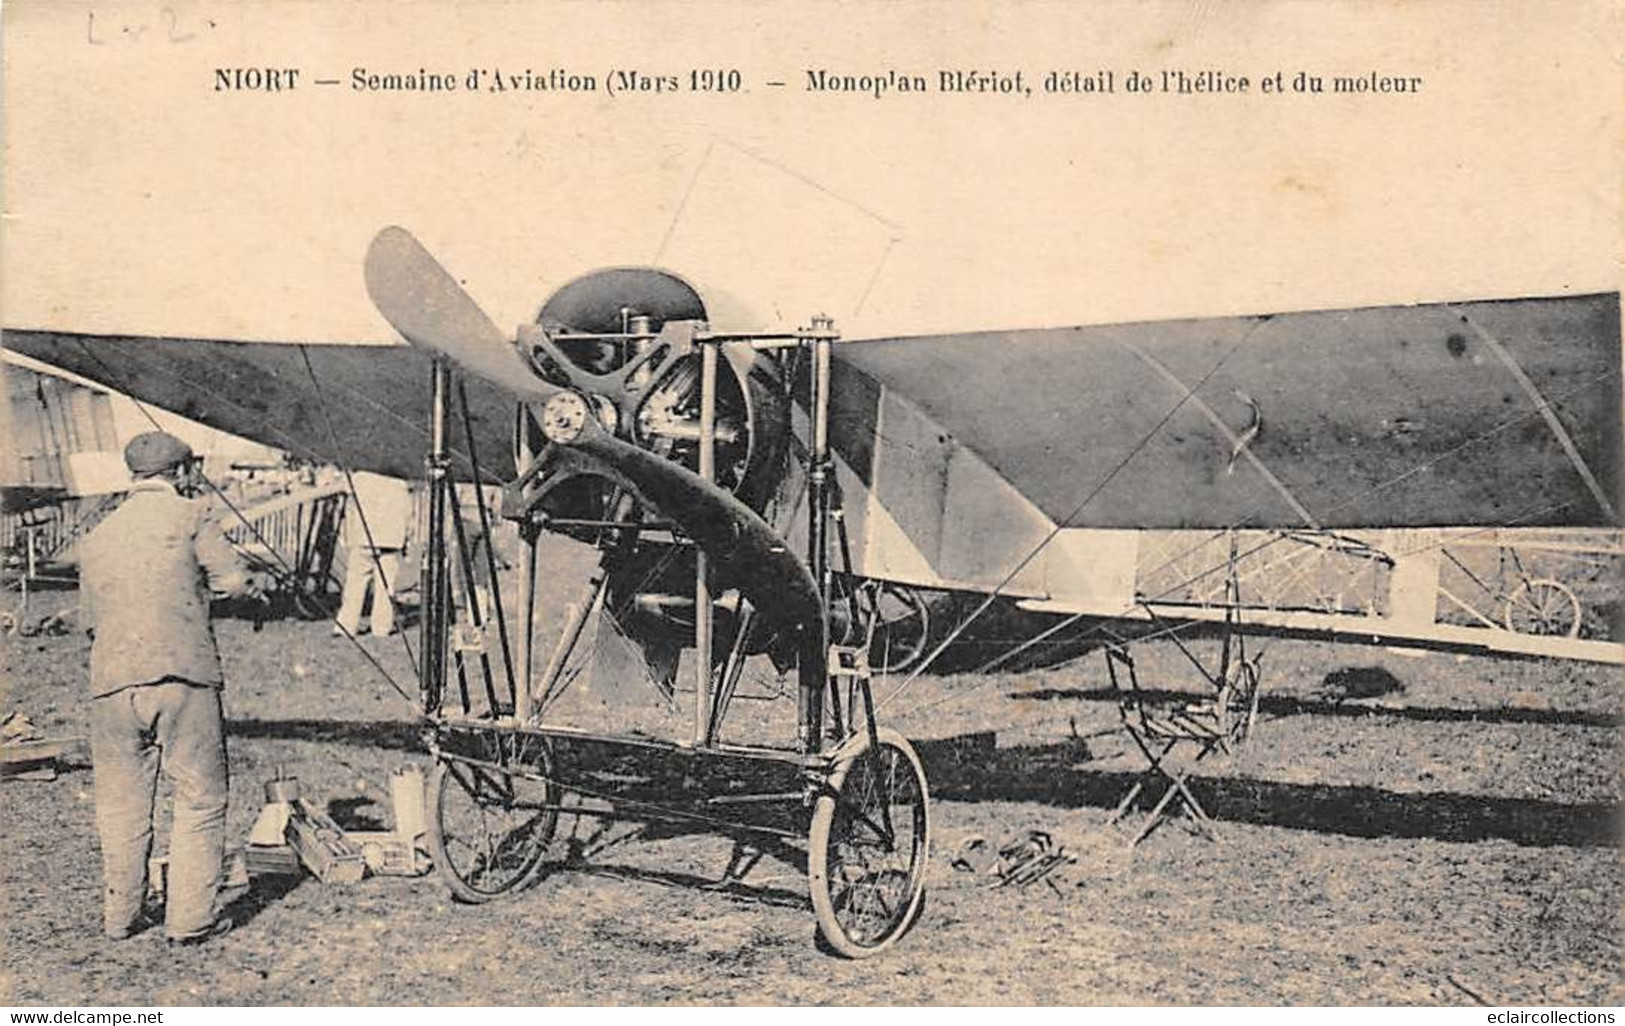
<box><xmin>123</xmin><ymin>431</ymin><xmax>195</xmax><ymax>476</ymax></box>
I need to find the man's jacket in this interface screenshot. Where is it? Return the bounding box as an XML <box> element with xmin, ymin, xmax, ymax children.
<box><xmin>79</xmin><ymin>479</ymin><xmax>254</xmax><ymax>697</ymax></box>
<box><xmin>342</xmin><ymin>471</ymin><xmax>413</xmax><ymax>550</ymax></box>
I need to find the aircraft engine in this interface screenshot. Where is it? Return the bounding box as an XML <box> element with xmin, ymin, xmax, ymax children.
<box><xmin>513</xmin><ymin>267</ymin><xmax>793</xmax><ymax>516</ymax></box>
<box><xmin>363</xmin><ymin>228</ymin><xmax>819</xmax><ymax>681</ymax></box>
<box><xmin>509</xmin><ymin>268</ymin><xmax>801</xmax><ymax>676</ymax></box>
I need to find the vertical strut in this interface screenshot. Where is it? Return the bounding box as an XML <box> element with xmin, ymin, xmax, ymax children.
<box><xmin>447</xmin><ymin>500</ymin><xmax>501</xmax><ymax>714</ymax></box>
<box><xmin>455</xmin><ymin>378</ymin><xmax>518</xmax><ymax>707</ymax></box>
<box><xmin>421</xmin><ymin>358</ymin><xmax>451</xmax><ymax>716</ymax></box>
<box><xmin>800</xmin><ymin>324</ymin><xmax>834</xmax><ymax>754</ymax></box>
<box><xmin>513</xmin><ymin>408</ymin><xmax>538</xmax><ymax>723</ymax></box>
<box><xmin>515</xmin><ymin>528</ymin><xmax>537</xmax><ymax>721</ymax></box>
<box><xmin>694</xmin><ymin>340</ymin><xmax>717</xmax><ymax>745</ymax></box>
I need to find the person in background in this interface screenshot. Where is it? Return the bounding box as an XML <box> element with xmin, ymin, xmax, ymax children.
<box><xmin>333</xmin><ymin>470</ymin><xmax>414</xmax><ymax>637</ymax></box>
<box><xmin>79</xmin><ymin>431</ymin><xmax>268</xmax><ymax>946</ymax></box>
<box><xmin>451</xmin><ymin>491</ymin><xmax>504</xmax><ymax>629</ymax></box>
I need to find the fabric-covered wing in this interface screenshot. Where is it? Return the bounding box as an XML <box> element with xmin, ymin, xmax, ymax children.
<box><xmin>830</xmin><ymin>293</ymin><xmax>1620</xmax><ymax>532</ymax></box>
<box><xmin>1</xmin><ymin>331</ymin><xmax>516</xmax><ymax>482</ymax></box>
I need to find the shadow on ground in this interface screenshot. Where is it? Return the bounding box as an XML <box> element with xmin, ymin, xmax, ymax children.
<box><xmin>1009</xmin><ymin>687</ymin><xmax>1622</xmax><ymax>729</ymax></box>
<box><xmin>228</xmin><ymin>717</ymin><xmax>423</xmax><ymax>750</ymax></box>
<box><xmin>226</xmin><ymin>717</ymin><xmax>1619</xmax><ymax>850</ymax></box>
<box><xmin>221</xmin><ymin>870</ymin><xmax>305</xmax><ymax>928</ymax></box>
<box><xmin>918</xmin><ymin>733</ymin><xmax>1621</xmax><ymax>849</ymax></box>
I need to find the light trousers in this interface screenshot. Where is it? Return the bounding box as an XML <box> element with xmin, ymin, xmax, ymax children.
<box><xmin>90</xmin><ymin>680</ymin><xmax>228</xmax><ymax>940</ymax></box>
<box><xmin>335</xmin><ymin>547</ymin><xmax>402</xmax><ymax>635</ymax></box>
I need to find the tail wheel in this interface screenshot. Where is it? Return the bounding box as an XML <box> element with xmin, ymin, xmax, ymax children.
<box><xmin>1504</xmin><ymin>578</ymin><xmax>1582</xmax><ymax>638</ymax></box>
<box><xmin>426</xmin><ymin>738</ymin><xmax>560</xmax><ymax>903</ymax></box>
<box><xmin>808</xmin><ymin>727</ymin><xmax>930</xmax><ymax>958</ymax></box>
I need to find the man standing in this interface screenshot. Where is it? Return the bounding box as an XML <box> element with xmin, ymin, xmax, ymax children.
<box><xmin>79</xmin><ymin>431</ymin><xmax>264</xmax><ymax>945</ymax></box>
<box><xmin>333</xmin><ymin>470</ymin><xmax>413</xmax><ymax>637</ymax></box>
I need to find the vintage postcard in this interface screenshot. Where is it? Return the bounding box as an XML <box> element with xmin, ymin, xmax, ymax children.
<box><xmin>2</xmin><ymin>0</ymin><xmax>1619</xmax><ymax>1009</ymax></box>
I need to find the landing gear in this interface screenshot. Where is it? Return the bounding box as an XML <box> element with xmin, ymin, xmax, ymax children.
<box><xmin>426</xmin><ymin>734</ymin><xmax>560</xmax><ymax>903</ymax></box>
<box><xmin>808</xmin><ymin>727</ymin><xmax>931</xmax><ymax>958</ymax></box>
<box><xmin>387</xmin><ymin>262</ymin><xmax>931</xmax><ymax>953</ymax></box>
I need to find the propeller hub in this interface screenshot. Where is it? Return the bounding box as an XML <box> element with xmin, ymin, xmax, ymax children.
<box><xmin>539</xmin><ymin>391</ymin><xmax>592</xmax><ymax>444</ymax></box>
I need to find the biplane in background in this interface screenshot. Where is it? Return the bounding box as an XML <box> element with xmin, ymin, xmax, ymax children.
<box><xmin>1</xmin><ymin>357</ymin><xmax>352</xmax><ymax>628</ymax></box>
<box><xmin>2</xmin><ymin>228</ymin><xmax>1619</xmax><ymax>954</ymax></box>
<box><xmin>0</xmin><ymin>363</ymin><xmax>135</xmax><ymax>630</ymax></box>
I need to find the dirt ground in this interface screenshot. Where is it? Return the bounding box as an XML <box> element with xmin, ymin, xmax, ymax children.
<box><xmin>1</xmin><ymin>589</ymin><xmax>1620</xmax><ymax>1006</ymax></box>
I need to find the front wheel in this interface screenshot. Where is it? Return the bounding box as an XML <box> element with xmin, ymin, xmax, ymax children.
<box><xmin>808</xmin><ymin>727</ymin><xmax>930</xmax><ymax>958</ymax></box>
<box><xmin>426</xmin><ymin>739</ymin><xmax>560</xmax><ymax>903</ymax></box>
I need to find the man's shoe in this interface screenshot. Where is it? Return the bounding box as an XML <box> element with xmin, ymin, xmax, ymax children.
<box><xmin>105</xmin><ymin>907</ymin><xmax>161</xmax><ymax>941</ymax></box>
<box><xmin>167</xmin><ymin>917</ymin><xmax>233</xmax><ymax>948</ymax></box>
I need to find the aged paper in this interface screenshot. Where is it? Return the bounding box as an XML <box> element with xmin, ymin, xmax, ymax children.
<box><xmin>5</xmin><ymin>1</ymin><xmax>1617</xmax><ymax>341</ymax></box>
<box><xmin>2</xmin><ymin>0</ymin><xmax>1620</xmax><ymax>1009</ymax></box>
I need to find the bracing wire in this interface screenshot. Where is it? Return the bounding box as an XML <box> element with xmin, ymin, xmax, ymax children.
<box><xmin>67</xmin><ymin>338</ymin><xmax>427</xmax><ymax>716</ymax></box>
<box><xmin>54</xmin><ymin>322</ymin><xmax>1621</xmax><ymax>734</ymax></box>
<box><xmin>872</xmin><ymin>320</ymin><xmax>1270</xmax><ymax>713</ymax></box>
<box><xmin>296</xmin><ymin>346</ymin><xmax>421</xmax><ymax>679</ymax></box>
<box><xmin>1001</xmin><ymin>363</ymin><xmax>1621</xmax><ymax>672</ymax></box>
<box><xmin>899</xmin><ymin>494</ymin><xmax>1597</xmax><ymax>724</ymax></box>
<box><xmin>903</xmin><ymin>490</ymin><xmax>1590</xmax><ymax>722</ymax></box>
<box><xmin>975</xmin><ymin>497</ymin><xmax>1580</xmax><ymax>680</ymax></box>
<box><xmin>876</xmin><ymin>353</ymin><xmax>1619</xmax><ymax>719</ymax></box>
<box><xmin>452</xmin><ymin>377</ymin><xmax>519</xmax><ymax>700</ymax></box>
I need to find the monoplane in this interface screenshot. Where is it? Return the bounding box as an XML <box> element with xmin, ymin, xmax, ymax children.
<box><xmin>4</xmin><ymin>227</ymin><xmax>1618</xmax><ymax>955</ymax></box>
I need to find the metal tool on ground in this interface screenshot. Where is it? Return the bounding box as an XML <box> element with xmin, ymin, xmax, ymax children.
<box><xmin>949</xmin><ymin>835</ymin><xmax>1000</xmax><ymax>877</ymax></box>
<box><xmin>993</xmin><ymin>830</ymin><xmax>1077</xmax><ymax>891</ymax></box>
<box><xmin>950</xmin><ymin>829</ymin><xmax>1079</xmax><ymax>894</ymax></box>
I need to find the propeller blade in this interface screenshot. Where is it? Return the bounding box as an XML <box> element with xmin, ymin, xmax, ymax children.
<box><xmin>574</xmin><ymin>428</ymin><xmax>821</xmax><ymax>638</ymax></box>
<box><xmin>364</xmin><ymin>226</ymin><xmax>820</xmax><ymax>641</ymax></box>
<box><xmin>364</xmin><ymin>226</ymin><xmax>558</xmax><ymax>401</ymax></box>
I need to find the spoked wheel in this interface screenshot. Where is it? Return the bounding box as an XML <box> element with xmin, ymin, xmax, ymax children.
<box><xmin>868</xmin><ymin>583</ymin><xmax>933</xmax><ymax>675</ymax></box>
<box><xmin>808</xmin><ymin>727</ymin><xmax>930</xmax><ymax>958</ymax></box>
<box><xmin>1504</xmin><ymin>578</ymin><xmax>1582</xmax><ymax>638</ymax></box>
<box><xmin>1217</xmin><ymin>658</ymin><xmax>1263</xmax><ymax>755</ymax></box>
<box><xmin>426</xmin><ymin>737</ymin><xmax>560</xmax><ymax>903</ymax></box>
<box><xmin>1214</xmin><ymin>625</ymin><xmax>1263</xmax><ymax>755</ymax></box>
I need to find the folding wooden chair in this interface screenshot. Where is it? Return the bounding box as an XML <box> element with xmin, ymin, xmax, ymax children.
<box><xmin>1104</xmin><ymin>546</ymin><xmax>1262</xmax><ymax>847</ymax></box>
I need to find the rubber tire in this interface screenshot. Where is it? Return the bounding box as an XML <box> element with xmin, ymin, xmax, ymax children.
<box><xmin>808</xmin><ymin>727</ymin><xmax>930</xmax><ymax>958</ymax></box>
<box><xmin>426</xmin><ymin>751</ymin><xmax>558</xmax><ymax>904</ymax></box>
